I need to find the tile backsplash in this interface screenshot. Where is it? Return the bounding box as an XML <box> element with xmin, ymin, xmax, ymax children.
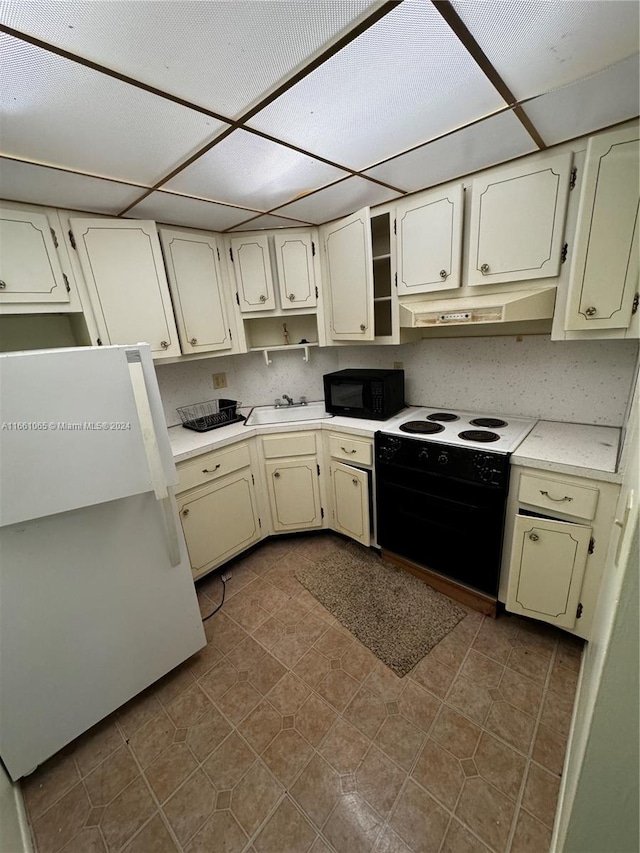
<box><xmin>156</xmin><ymin>335</ymin><xmax>639</xmax><ymax>428</ymax></box>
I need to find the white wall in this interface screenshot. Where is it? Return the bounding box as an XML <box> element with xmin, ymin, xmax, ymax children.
<box><xmin>157</xmin><ymin>335</ymin><xmax>638</xmax><ymax>428</ymax></box>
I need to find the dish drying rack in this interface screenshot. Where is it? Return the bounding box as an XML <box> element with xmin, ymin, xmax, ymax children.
<box><xmin>177</xmin><ymin>399</ymin><xmax>244</xmax><ymax>432</ymax></box>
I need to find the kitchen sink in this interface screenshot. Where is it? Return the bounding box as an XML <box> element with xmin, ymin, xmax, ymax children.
<box><xmin>244</xmin><ymin>402</ymin><xmax>333</xmax><ymax>426</ymax></box>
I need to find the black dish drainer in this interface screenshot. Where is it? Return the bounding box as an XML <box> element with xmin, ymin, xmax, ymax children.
<box><xmin>177</xmin><ymin>399</ymin><xmax>244</xmax><ymax>432</ymax></box>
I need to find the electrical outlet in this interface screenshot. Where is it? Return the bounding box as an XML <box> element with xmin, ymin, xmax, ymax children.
<box><xmin>393</xmin><ymin>361</ymin><xmax>404</xmax><ymax>370</ymax></box>
<box><xmin>212</xmin><ymin>372</ymin><xmax>227</xmax><ymax>390</ymax></box>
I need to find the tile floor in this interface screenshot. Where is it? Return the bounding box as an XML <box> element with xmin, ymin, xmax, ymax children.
<box><xmin>22</xmin><ymin>533</ymin><xmax>583</xmax><ymax>853</ymax></box>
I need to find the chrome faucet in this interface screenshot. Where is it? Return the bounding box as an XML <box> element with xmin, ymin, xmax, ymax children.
<box><xmin>282</xmin><ymin>394</ymin><xmax>294</xmax><ymax>406</ymax></box>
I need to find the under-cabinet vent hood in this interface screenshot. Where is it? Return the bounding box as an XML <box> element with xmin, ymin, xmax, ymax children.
<box><xmin>399</xmin><ymin>288</ymin><xmax>556</xmax><ymax>329</ymax></box>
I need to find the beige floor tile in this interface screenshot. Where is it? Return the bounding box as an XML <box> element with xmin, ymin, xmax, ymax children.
<box><xmin>310</xmin><ymin>838</ymin><xmax>334</xmax><ymax>853</ymax></box>
<box><xmin>315</xmin><ymin>626</ymin><xmax>354</xmax><ymax>659</ymax></box>
<box><xmin>428</xmin><ymin>631</ymin><xmax>470</xmax><ymax>671</ymax></box>
<box><xmin>204</xmin><ymin>612</ymin><xmax>249</xmax><ymax>655</ymax></box>
<box><xmin>365</xmin><ymin>662</ymin><xmax>406</xmax><ymax>702</ymax></box>
<box><xmin>341</xmin><ymin>643</ymin><xmax>378</xmax><ymax>683</ymax></box>
<box><xmin>238</xmin><ymin>700</ymin><xmax>283</xmax><ymax>754</ymax></box>
<box><xmin>145</xmin><ymin>742</ymin><xmax>199</xmax><ymax>804</ymax></box>
<box><xmin>539</xmin><ymin>690</ymin><xmax>574</xmax><ymax>737</ymax></box>
<box><xmin>471</xmin><ymin>622</ymin><xmax>516</xmax><ymax>665</ymax></box>
<box><xmin>521</xmin><ymin>763</ymin><xmax>560</xmax><ymax>829</ymax></box>
<box><xmin>116</xmin><ymin>690</ymin><xmax>162</xmax><ymax>739</ymax></box>
<box><xmin>316</xmin><ymin>669</ymin><xmax>360</xmax><ymax>712</ymax></box>
<box><xmin>356</xmin><ymin>746</ymin><xmax>405</xmax><ymax>818</ymax></box>
<box><xmin>431</xmin><ymin>707</ymin><xmax>482</xmax><ymax>760</ymax></box>
<box><xmin>71</xmin><ymin>720</ymin><xmax>124</xmax><ymax>778</ymax></box>
<box><xmin>498</xmin><ymin>667</ymin><xmax>543</xmax><ymax>717</ymax></box>
<box><xmin>121</xmin><ymin>814</ymin><xmax>178</xmax><ymax>853</ymax></box>
<box><xmin>291</xmin><ymin>754</ymin><xmax>341</xmax><ymax>828</ymax></box>
<box><xmin>446</xmin><ymin>675</ymin><xmax>493</xmax><ymax>726</ymax></box>
<box><xmin>186</xmin><ymin>705</ymin><xmax>233</xmax><ymax>762</ymax></box>
<box><xmin>324</xmin><ymin>793</ymin><xmax>384</xmax><ymax>853</ymax></box>
<box><xmin>396</xmin><ymin>681</ymin><xmax>441</xmax><ymax>733</ymax></box>
<box><xmin>198</xmin><ymin>659</ymin><xmax>239</xmax><ymax>703</ymax></box>
<box><xmin>226</xmin><ymin>635</ymin><xmax>267</xmax><ymax>670</ymax></box>
<box><xmin>162</xmin><ymin>769</ymin><xmax>217</xmax><ymax>846</ymax></box>
<box><xmin>225</xmin><ymin>595</ymin><xmax>271</xmax><ymax>632</ymax></box>
<box><xmin>59</xmin><ymin>826</ymin><xmax>107</xmax><ymax>853</ymax></box>
<box><xmin>273</xmin><ymin>633</ymin><xmax>313</xmax><ymax>668</ymax></box>
<box><xmin>249</xmin><ymin>582</ymin><xmax>291</xmax><ymax>615</ymax></box>
<box><xmin>32</xmin><ymin>782</ymin><xmax>91</xmax><ymax>853</ymax></box>
<box><xmin>99</xmin><ymin>777</ymin><xmax>156</xmax><ymax>852</ymax></box>
<box><xmin>184</xmin><ymin>810</ymin><xmax>248</xmax><ymax>853</ymax></box>
<box><xmin>389</xmin><ymin>780</ymin><xmax>449</xmax><ymax>853</ymax></box>
<box><xmin>320</xmin><ymin>719</ymin><xmax>370</xmax><ymax>775</ymax></box>
<box><xmin>230</xmin><ymin>760</ymin><xmax>284</xmax><ymax>836</ymax></box>
<box><xmin>84</xmin><ymin>747</ymin><xmax>138</xmax><ymax>807</ymax></box>
<box><xmin>509</xmin><ymin>808</ymin><xmax>552</xmax><ymax>853</ymax></box>
<box><xmin>555</xmin><ymin>639</ymin><xmax>583</xmax><ymax>673</ymax></box>
<box><xmin>440</xmin><ymin>818</ymin><xmax>491</xmax><ymax>853</ymax></box>
<box><xmin>411</xmin><ymin>738</ymin><xmax>465</xmax><ymax>811</ymax></box>
<box><xmin>410</xmin><ymin>655</ymin><xmax>456</xmax><ymax>700</ymax></box>
<box><xmin>455</xmin><ymin>776</ymin><xmax>516</xmax><ymax>852</ymax></box>
<box><xmin>262</xmin><ymin>729</ymin><xmax>314</xmax><ymax>787</ymax></box>
<box><xmin>165</xmin><ymin>682</ymin><xmax>213</xmax><ymax>729</ymax></box>
<box><xmin>274</xmin><ymin>597</ymin><xmax>311</xmax><ymax>627</ymax></box>
<box><xmin>512</xmin><ymin>621</ymin><xmax>558</xmax><ymax>659</ymax></box>
<box><xmin>254</xmin><ymin>796</ymin><xmax>317</xmax><ymax>853</ymax></box>
<box><xmin>506</xmin><ymin>648</ymin><xmax>550</xmax><ymax>685</ymax></box>
<box><xmin>547</xmin><ymin>660</ymin><xmax>579</xmax><ymax>703</ymax></box>
<box><xmin>22</xmin><ymin>750</ymin><xmax>80</xmax><ymax>821</ymax></box>
<box><xmin>473</xmin><ymin>732</ymin><xmax>526</xmax><ymax>802</ymax></box>
<box><xmin>484</xmin><ymin>701</ymin><xmax>536</xmax><ymax>754</ymax></box>
<box><xmin>216</xmin><ymin>681</ymin><xmax>262</xmax><ymax>725</ymax></box>
<box><xmin>374</xmin><ymin>715</ymin><xmax>425</xmax><ymax>771</ymax></box>
<box><xmin>531</xmin><ymin>724</ymin><xmax>568</xmax><ymax>777</ymax></box>
<box><xmin>295</xmin><ymin>693</ymin><xmax>338</xmax><ymax>747</ymax></box>
<box><xmin>373</xmin><ymin>826</ymin><xmax>413</xmax><ymax>852</ymax></box>
<box><xmin>268</xmin><ymin>672</ymin><xmax>311</xmax><ymax>715</ymax></box>
<box><xmin>202</xmin><ymin>731</ymin><xmax>257</xmax><ymax>791</ymax></box>
<box><xmin>293</xmin><ymin>535</ymin><xmax>343</xmax><ymax>563</ymax></box>
<box><xmin>184</xmin><ymin>641</ymin><xmax>225</xmax><ymax>680</ymax></box>
<box><xmin>294</xmin><ymin>648</ymin><xmax>332</xmax><ymax>689</ymax></box>
<box><xmin>252</xmin><ymin>616</ymin><xmax>289</xmax><ymax>651</ymax></box>
<box><xmin>344</xmin><ymin>687</ymin><xmax>388</xmax><ymax>740</ymax></box>
<box><xmin>154</xmin><ymin>663</ymin><xmax>197</xmax><ymax>708</ymax></box>
<box><xmin>461</xmin><ymin>650</ymin><xmax>505</xmax><ymax>688</ymax></box>
<box><xmin>248</xmin><ymin>651</ymin><xmax>288</xmax><ymax>696</ymax></box>
<box><xmin>128</xmin><ymin>711</ymin><xmax>175</xmax><ymax>769</ymax></box>
<box><xmin>296</xmin><ymin>613</ymin><xmax>330</xmax><ymax>646</ymax></box>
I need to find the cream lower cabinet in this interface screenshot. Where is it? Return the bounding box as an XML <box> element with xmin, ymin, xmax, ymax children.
<box><xmin>261</xmin><ymin>432</ymin><xmax>324</xmax><ymax>533</ymax></box>
<box><xmin>176</xmin><ymin>442</ymin><xmax>262</xmax><ymax>580</ymax></box>
<box><xmin>502</xmin><ymin>467</ymin><xmax>619</xmax><ymax>639</ymax></box>
<box><xmin>326</xmin><ymin>431</ymin><xmax>373</xmax><ymax>547</ymax></box>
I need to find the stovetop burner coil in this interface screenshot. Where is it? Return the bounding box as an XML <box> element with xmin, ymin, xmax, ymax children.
<box><xmin>399</xmin><ymin>421</ymin><xmax>445</xmax><ymax>435</ymax></box>
<box><xmin>458</xmin><ymin>429</ymin><xmax>500</xmax><ymax>443</ymax></box>
<box><xmin>469</xmin><ymin>417</ymin><xmax>508</xmax><ymax>429</ymax></box>
<box><xmin>426</xmin><ymin>412</ymin><xmax>459</xmax><ymax>422</ymax></box>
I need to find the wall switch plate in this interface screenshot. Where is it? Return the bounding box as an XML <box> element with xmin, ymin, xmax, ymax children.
<box><xmin>212</xmin><ymin>372</ymin><xmax>227</xmax><ymax>389</ymax></box>
<box><xmin>393</xmin><ymin>362</ymin><xmax>404</xmax><ymax>370</ymax></box>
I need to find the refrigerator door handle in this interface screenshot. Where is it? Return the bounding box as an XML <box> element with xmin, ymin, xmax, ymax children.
<box><xmin>127</xmin><ymin>352</ymin><xmax>181</xmax><ymax>566</ymax></box>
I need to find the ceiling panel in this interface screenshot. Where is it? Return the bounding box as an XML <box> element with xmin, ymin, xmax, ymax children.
<box><xmin>522</xmin><ymin>55</ymin><xmax>640</xmax><ymax>147</ymax></box>
<box><xmin>364</xmin><ymin>111</ymin><xmax>537</xmax><ymax>191</ymax></box>
<box><xmin>452</xmin><ymin>0</ymin><xmax>640</xmax><ymax>101</ymax></box>
<box><xmin>0</xmin><ymin>1</ymin><xmax>379</xmax><ymax>119</ymax></box>
<box><xmin>247</xmin><ymin>0</ymin><xmax>506</xmax><ymax>170</ymax></box>
<box><xmin>0</xmin><ymin>158</ymin><xmax>145</xmax><ymax>214</ymax></box>
<box><xmin>126</xmin><ymin>192</ymin><xmax>260</xmax><ymax>232</ymax></box>
<box><xmin>273</xmin><ymin>177</ymin><xmax>401</xmax><ymax>225</ymax></box>
<box><xmin>228</xmin><ymin>214</ymin><xmax>313</xmax><ymax>233</ymax></box>
<box><xmin>165</xmin><ymin>129</ymin><xmax>348</xmax><ymax>210</ymax></box>
<box><xmin>0</xmin><ymin>34</ymin><xmax>227</xmax><ymax>185</ymax></box>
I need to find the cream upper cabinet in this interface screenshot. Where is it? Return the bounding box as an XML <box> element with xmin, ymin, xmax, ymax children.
<box><xmin>467</xmin><ymin>152</ymin><xmax>573</xmax><ymax>286</ymax></box>
<box><xmin>70</xmin><ymin>218</ymin><xmax>181</xmax><ymax>357</ymax></box>
<box><xmin>0</xmin><ymin>207</ymin><xmax>70</xmax><ymax>305</ymax></box>
<box><xmin>229</xmin><ymin>234</ymin><xmax>276</xmax><ymax>312</ymax></box>
<box><xmin>159</xmin><ymin>229</ymin><xmax>232</xmax><ymax>355</ymax></box>
<box><xmin>330</xmin><ymin>461</ymin><xmax>370</xmax><ymax>547</ymax></box>
<box><xmin>565</xmin><ymin>125</ymin><xmax>639</xmax><ymax>331</ymax></box>
<box><xmin>321</xmin><ymin>207</ymin><xmax>374</xmax><ymax>341</ymax></box>
<box><xmin>396</xmin><ymin>184</ymin><xmax>464</xmax><ymax>295</ymax></box>
<box><xmin>273</xmin><ymin>232</ymin><xmax>317</xmax><ymax>310</ymax></box>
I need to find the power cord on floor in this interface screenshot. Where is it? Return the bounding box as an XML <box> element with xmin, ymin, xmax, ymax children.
<box><xmin>201</xmin><ymin>573</ymin><xmax>228</xmax><ymax>622</ymax></box>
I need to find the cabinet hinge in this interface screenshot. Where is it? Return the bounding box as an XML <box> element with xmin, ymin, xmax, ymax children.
<box><xmin>576</xmin><ymin>602</ymin><xmax>583</xmax><ymax>619</ymax></box>
<box><xmin>311</xmin><ymin>241</ymin><xmax>316</xmax><ymax>257</ymax></box>
<box><xmin>229</xmin><ymin>247</ymin><xmax>234</xmax><ymax>263</ymax></box>
<box><xmin>632</xmin><ymin>293</ymin><xmax>639</xmax><ymax>315</ymax></box>
<box><xmin>68</xmin><ymin>230</ymin><xmax>76</xmax><ymax>250</ymax></box>
<box><xmin>251</xmin><ymin>473</ymin><xmax>255</xmax><ymax>485</ymax></box>
<box><xmin>63</xmin><ymin>273</ymin><xmax>70</xmax><ymax>293</ymax></box>
<box><xmin>229</xmin><ymin>328</ymin><xmax>232</xmax><ymax>341</ymax></box>
<box><xmin>217</xmin><ymin>247</ymin><xmax>221</xmax><ymax>261</ymax></box>
<box><xmin>235</xmin><ymin>292</ymin><xmax>240</xmax><ymax>306</ymax></box>
<box><xmin>315</xmin><ymin>285</ymin><xmax>318</xmax><ymax>299</ymax></box>
<box><xmin>393</xmin><ymin>219</ymin><xmax>397</xmax><ymax>235</ymax></box>
<box><xmin>258</xmin><ymin>517</ymin><xmax>262</xmax><ymax>528</ymax></box>
<box><xmin>50</xmin><ymin>227</ymin><xmax>59</xmax><ymax>248</ymax></box>
<box><xmin>321</xmin><ymin>507</ymin><xmax>325</xmax><ymax>519</ymax></box>
<box><xmin>395</xmin><ymin>272</ymin><xmax>397</xmax><ymax>288</ymax></box>
<box><xmin>96</xmin><ymin>338</ymin><xmax>103</xmax><ymax>346</ymax></box>
<box><xmin>561</xmin><ymin>243</ymin><xmax>568</xmax><ymax>264</ymax></box>
<box><xmin>317</xmin><ymin>464</ymin><xmax>321</xmax><ymax>476</ymax></box>
<box><xmin>569</xmin><ymin>167</ymin><xmax>578</xmax><ymax>190</ymax></box>
<box><xmin>588</xmin><ymin>537</ymin><xmax>595</xmax><ymax>555</ymax></box>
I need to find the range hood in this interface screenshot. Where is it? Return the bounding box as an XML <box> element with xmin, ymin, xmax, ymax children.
<box><xmin>399</xmin><ymin>288</ymin><xmax>556</xmax><ymax>329</ymax></box>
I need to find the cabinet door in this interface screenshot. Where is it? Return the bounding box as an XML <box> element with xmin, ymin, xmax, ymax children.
<box><xmin>322</xmin><ymin>208</ymin><xmax>374</xmax><ymax>341</ymax></box>
<box><xmin>177</xmin><ymin>470</ymin><xmax>260</xmax><ymax>577</ymax></box>
<box><xmin>230</xmin><ymin>235</ymin><xmax>276</xmax><ymax>312</ymax></box>
<box><xmin>265</xmin><ymin>458</ymin><xmax>323</xmax><ymax>532</ymax></box>
<box><xmin>506</xmin><ymin>515</ymin><xmax>591</xmax><ymax>630</ymax></box>
<box><xmin>71</xmin><ymin>219</ymin><xmax>181</xmax><ymax>357</ymax></box>
<box><xmin>0</xmin><ymin>208</ymin><xmax>70</xmax><ymax>304</ymax></box>
<box><xmin>565</xmin><ymin>126</ymin><xmax>640</xmax><ymax>331</ymax></box>
<box><xmin>159</xmin><ymin>229</ymin><xmax>232</xmax><ymax>354</ymax></box>
<box><xmin>330</xmin><ymin>462</ymin><xmax>370</xmax><ymax>547</ymax></box>
<box><xmin>396</xmin><ymin>184</ymin><xmax>463</xmax><ymax>295</ymax></box>
<box><xmin>274</xmin><ymin>232</ymin><xmax>317</xmax><ymax>309</ymax></box>
<box><xmin>467</xmin><ymin>153</ymin><xmax>572</xmax><ymax>285</ymax></box>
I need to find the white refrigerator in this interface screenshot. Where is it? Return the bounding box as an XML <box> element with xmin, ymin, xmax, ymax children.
<box><xmin>0</xmin><ymin>344</ymin><xmax>206</xmax><ymax>780</ymax></box>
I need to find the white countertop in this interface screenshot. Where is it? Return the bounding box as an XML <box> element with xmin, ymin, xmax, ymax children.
<box><xmin>511</xmin><ymin>420</ymin><xmax>622</xmax><ymax>483</ymax></box>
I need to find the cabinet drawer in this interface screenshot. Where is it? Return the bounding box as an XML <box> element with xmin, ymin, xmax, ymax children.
<box><xmin>329</xmin><ymin>433</ymin><xmax>372</xmax><ymax>466</ymax></box>
<box><xmin>262</xmin><ymin>432</ymin><xmax>316</xmax><ymax>459</ymax></box>
<box><xmin>519</xmin><ymin>473</ymin><xmax>599</xmax><ymax>520</ymax></box>
<box><xmin>177</xmin><ymin>443</ymin><xmax>251</xmax><ymax>493</ymax></box>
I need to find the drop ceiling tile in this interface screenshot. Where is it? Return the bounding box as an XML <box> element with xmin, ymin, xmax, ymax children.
<box><xmin>451</xmin><ymin>0</ymin><xmax>640</xmax><ymax>101</ymax></box>
<box><xmin>0</xmin><ymin>34</ymin><xmax>227</xmax><ymax>185</ymax></box>
<box><xmin>228</xmin><ymin>214</ymin><xmax>313</xmax><ymax>232</ymax></box>
<box><xmin>364</xmin><ymin>111</ymin><xmax>537</xmax><ymax>192</ymax></box>
<box><xmin>126</xmin><ymin>192</ymin><xmax>259</xmax><ymax>232</ymax></box>
<box><xmin>273</xmin><ymin>177</ymin><xmax>401</xmax><ymax>225</ymax></box>
<box><xmin>0</xmin><ymin>0</ymin><xmax>379</xmax><ymax>118</ymax></box>
<box><xmin>522</xmin><ymin>55</ymin><xmax>640</xmax><ymax>147</ymax></box>
<box><xmin>0</xmin><ymin>158</ymin><xmax>145</xmax><ymax>213</ymax></box>
<box><xmin>165</xmin><ymin>130</ymin><xmax>348</xmax><ymax>210</ymax></box>
<box><xmin>247</xmin><ymin>0</ymin><xmax>506</xmax><ymax>170</ymax></box>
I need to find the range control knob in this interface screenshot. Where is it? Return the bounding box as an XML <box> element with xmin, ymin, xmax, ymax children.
<box><xmin>438</xmin><ymin>451</ymin><xmax>449</xmax><ymax>466</ymax></box>
<box><xmin>378</xmin><ymin>437</ymin><xmax>401</xmax><ymax>462</ymax></box>
<box><xmin>418</xmin><ymin>448</ymin><xmax>430</xmax><ymax>463</ymax></box>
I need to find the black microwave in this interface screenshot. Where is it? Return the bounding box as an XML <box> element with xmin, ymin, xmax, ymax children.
<box><xmin>323</xmin><ymin>369</ymin><xmax>405</xmax><ymax>420</ymax></box>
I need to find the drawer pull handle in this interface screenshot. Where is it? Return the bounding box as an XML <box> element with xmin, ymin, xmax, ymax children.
<box><xmin>529</xmin><ymin>532</ymin><xmax>539</xmax><ymax>542</ymax></box>
<box><xmin>341</xmin><ymin>447</ymin><xmax>357</xmax><ymax>454</ymax></box>
<box><xmin>540</xmin><ymin>490</ymin><xmax>573</xmax><ymax>502</ymax></box>
<box><xmin>202</xmin><ymin>465</ymin><xmax>221</xmax><ymax>473</ymax></box>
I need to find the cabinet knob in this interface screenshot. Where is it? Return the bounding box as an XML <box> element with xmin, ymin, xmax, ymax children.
<box><xmin>273</xmin><ymin>471</ymin><xmax>281</xmax><ymax>478</ymax></box>
<box><xmin>189</xmin><ymin>337</ymin><xmax>198</xmax><ymax>346</ymax></box>
<box><xmin>585</xmin><ymin>306</ymin><xmax>597</xmax><ymax>317</ymax></box>
<box><xmin>439</xmin><ymin>269</ymin><xmax>447</xmax><ymax>279</ymax></box>
<box><xmin>259</xmin><ymin>294</ymin><xmax>267</xmax><ymax>303</ymax></box>
<box><xmin>0</xmin><ymin>280</ymin><xmax>6</xmax><ymax>290</ymax></box>
<box><xmin>480</xmin><ymin>263</ymin><xmax>490</xmax><ymax>274</ymax></box>
<box><xmin>182</xmin><ymin>508</ymin><xmax>190</xmax><ymax>516</ymax></box>
<box><xmin>160</xmin><ymin>340</ymin><xmax>169</xmax><ymax>349</ymax></box>
<box><xmin>288</xmin><ymin>293</ymin><xmax>296</xmax><ymax>301</ymax></box>
<box><xmin>360</xmin><ymin>324</ymin><xmax>366</xmax><ymax>331</ymax></box>
<box><xmin>529</xmin><ymin>532</ymin><xmax>539</xmax><ymax>542</ymax></box>
<box><xmin>352</xmin><ymin>478</ymin><xmax>359</xmax><ymax>486</ymax></box>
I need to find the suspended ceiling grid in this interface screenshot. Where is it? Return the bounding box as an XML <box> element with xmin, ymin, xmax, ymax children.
<box><xmin>0</xmin><ymin>0</ymin><xmax>638</xmax><ymax>232</ymax></box>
